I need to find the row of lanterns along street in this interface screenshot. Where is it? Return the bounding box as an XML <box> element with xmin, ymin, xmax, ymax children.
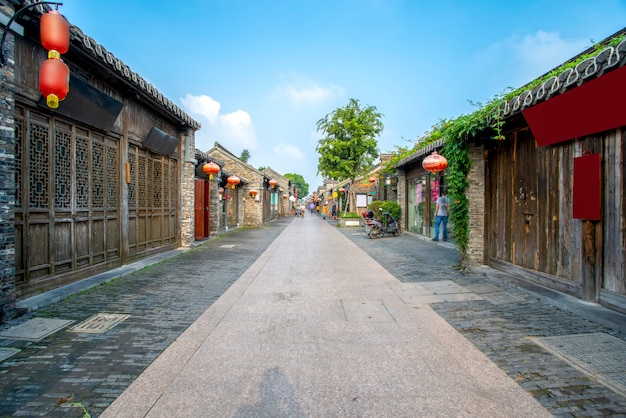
<box><xmin>39</xmin><ymin>8</ymin><xmax>70</xmax><ymax>109</ymax></box>
<box><xmin>202</xmin><ymin>161</ymin><xmax>241</xmax><ymax>189</ymax></box>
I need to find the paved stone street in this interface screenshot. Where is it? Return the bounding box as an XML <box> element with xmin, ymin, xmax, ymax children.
<box><xmin>0</xmin><ymin>218</ymin><xmax>291</xmax><ymax>417</ymax></box>
<box><xmin>0</xmin><ymin>215</ymin><xmax>625</xmax><ymax>417</ymax></box>
<box><xmin>335</xmin><ymin>223</ymin><xmax>626</xmax><ymax>417</ymax></box>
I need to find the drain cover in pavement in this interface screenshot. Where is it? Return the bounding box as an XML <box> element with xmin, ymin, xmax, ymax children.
<box><xmin>0</xmin><ymin>347</ymin><xmax>21</xmax><ymax>362</ymax></box>
<box><xmin>530</xmin><ymin>332</ymin><xmax>626</xmax><ymax>397</ymax></box>
<box><xmin>70</xmin><ymin>313</ymin><xmax>130</xmax><ymax>333</ymax></box>
<box><xmin>0</xmin><ymin>317</ymin><xmax>74</xmax><ymax>341</ymax></box>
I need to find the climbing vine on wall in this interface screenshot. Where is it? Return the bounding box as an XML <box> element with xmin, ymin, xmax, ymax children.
<box><xmin>384</xmin><ymin>34</ymin><xmax>625</xmax><ymax>266</ymax></box>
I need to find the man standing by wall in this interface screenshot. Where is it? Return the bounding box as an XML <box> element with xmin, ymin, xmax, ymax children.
<box><xmin>433</xmin><ymin>191</ymin><xmax>449</xmax><ymax>241</ymax></box>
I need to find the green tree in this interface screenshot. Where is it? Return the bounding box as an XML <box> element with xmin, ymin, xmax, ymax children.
<box><xmin>316</xmin><ymin>98</ymin><xmax>383</xmax><ymax>212</ymax></box>
<box><xmin>284</xmin><ymin>173</ymin><xmax>309</xmax><ymax>198</ymax></box>
<box><xmin>240</xmin><ymin>149</ymin><xmax>251</xmax><ymax>163</ymax></box>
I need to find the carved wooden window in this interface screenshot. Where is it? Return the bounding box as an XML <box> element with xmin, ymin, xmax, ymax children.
<box><xmin>54</xmin><ymin>123</ymin><xmax>72</xmax><ymax>209</ymax></box>
<box><xmin>29</xmin><ymin>117</ymin><xmax>49</xmax><ymax>208</ymax></box>
<box><xmin>75</xmin><ymin>130</ymin><xmax>90</xmax><ymax>209</ymax></box>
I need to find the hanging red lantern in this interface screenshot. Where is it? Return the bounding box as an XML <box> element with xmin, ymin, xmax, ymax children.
<box><xmin>40</xmin><ymin>10</ymin><xmax>69</xmax><ymax>55</ymax></box>
<box><xmin>249</xmin><ymin>189</ymin><xmax>258</xmax><ymax>197</ymax></box>
<box><xmin>338</xmin><ymin>187</ymin><xmax>345</xmax><ymax>194</ymax></box>
<box><xmin>39</xmin><ymin>57</ymin><xmax>69</xmax><ymax>109</ymax></box>
<box><xmin>422</xmin><ymin>151</ymin><xmax>448</xmax><ymax>174</ymax></box>
<box><xmin>369</xmin><ymin>176</ymin><xmax>376</xmax><ymax>183</ymax></box>
<box><xmin>269</xmin><ymin>179</ymin><xmax>277</xmax><ymax>188</ymax></box>
<box><xmin>227</xmin><ymin>175</ymin><xmax>240</xmax><ymax>189</ymax></box>
<box><xmin>202</xmin><ymin>161</ymin><xmax>220</xmax><ymax>180</ymax></box>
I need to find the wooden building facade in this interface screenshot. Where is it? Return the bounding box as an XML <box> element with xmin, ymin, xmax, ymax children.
<box><xmin>394</xmin><ymin>30</ymin><xmax>626</xmax><ymax>314</ymax></box>
<box><xmin>1</xmin><ymin>1</ymin><xmax>200</xmax><ymax>322</ymax></box>
<box><xmin>478</xmin><ymin>34</ymin><xmax>626</xmax><ymax>312</ymax></box>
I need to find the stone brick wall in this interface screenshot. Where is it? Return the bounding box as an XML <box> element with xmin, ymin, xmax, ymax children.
<box><xmin>467</xmin><ymin>145</ymin><xmax>486</xmax><ymax>267</ymax></box>
<box><xmin>180</xmin><ymin>131</ymin><xmax>195</xmax><ymax>247</ymax></box>
<box><xmin>396</xmin><ymin>171</ymin><xmax>407</xmax><ymax>231</ymax></box>
<box><xmin>209</xmin><ymin>179</ymin><xmax>220</xmax><ymax>236</ymax></box>
<box><xmin>263</xmin><ymin>168</ymin><xmax>291</xmax><ymax>217</ymax></box>
<box><xmin>209</xmin><ymin>147</ymin><xmax>266</xmax><ymax>227</ymax></box>
<box><xmin>0</xmin><ymin>2</ymin><xmax>17</xmax><ymax>322</ymax></box>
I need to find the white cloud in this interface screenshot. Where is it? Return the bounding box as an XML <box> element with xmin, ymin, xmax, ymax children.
<box><xmin>272</xmin><ymin>143</ymin><xmax>305</xmax><ymax>159</ymax></box>
<box><xmin>278</xmin><ymin>84</ymin><xmax>345</xmax><ymax>107</ymax></box>
<box><xmin>219</xmin><ymin>110</ymin><xmax>257</xmax><ymax>149</ymax></box>
<box><xmin>478</xmin><ymin>30</ymin><xmax>591</xmax><ymax>87</ymax></box>
<box><xmin>180</xmin><ymin>93</ymin><xmax>220</xmax><ymax>124</ymax></box>
<box><xmin>513</xmin><ymin>30</ymin><xmax>590</xmax><ymax>75</ymax></box>
<box><xmin>272</xmin><ymin>74</ymin><xmax>345</xmax><ymax>107</ymax></box>
<box><xmin>181</xmin><ymin>93</ymin><xmax>258</xmax><ymax>152</ymax></box>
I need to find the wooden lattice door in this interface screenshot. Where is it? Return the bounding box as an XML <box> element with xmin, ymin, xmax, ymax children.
<box><xmin>127</xmin><ymin>145</ymin><xmax>178</xmax><ymax>257</ymax></box>
<box><xmin>14</xmin><ymin>106</ymin><xmax>121</xmax><ymax>297</ymax></box>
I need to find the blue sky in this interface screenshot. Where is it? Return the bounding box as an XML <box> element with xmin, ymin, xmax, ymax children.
<box><xmin>60</xmin><ymin>0</ymin><xmax>626</xmax><ymax>191</ymax></box>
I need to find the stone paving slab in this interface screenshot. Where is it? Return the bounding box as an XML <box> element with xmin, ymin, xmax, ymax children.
<box><xmin>102</xmin><ymin>217</ymin><xmax>549</xmax><ymax>417</ymax></box>
<box><xmin>0</xmin><ymin>216</ymin><xmax>625</xmax><ymax>416</ymax></box>
<box><xmin>0</xmin><ymin>347</ymin><xmax>20</xmax><ymax>362</ymax></box>
<box><xmin>335</xmin><ymin>224</ymin><xmax>626</xmax><ymax>416</ymax></box>
<box><xmin>0</xmin><ymin>317</ymin><xmax>74</xmax><ymax>341</ymax></box>
<box><xmin>0</xmin><ymin>219</ymin><xmax>293</xmax><ymax>417</ymax></box>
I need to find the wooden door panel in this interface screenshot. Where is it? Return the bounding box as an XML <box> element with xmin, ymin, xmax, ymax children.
<box><xmin>195</xmin><ymin>179</ymin><xmax>205</xmax><ymax>240</ymax></box>
<box><xmin>53</xmin><ymin>220</ymin><xmax>72</xmax><ymax>274</ymax></box>
<box><xmin>27</xmin><ymin>221</ymin><xmax>49</xmax><ymax>279</ymax></box>
<box><xmin>106</xmin><ymin>216</ymin><xmax>119</xmax><ymax>258</ymax></box>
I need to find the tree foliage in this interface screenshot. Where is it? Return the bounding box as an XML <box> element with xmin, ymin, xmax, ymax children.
<box><xmin>368</xmin><ymin>200</ymin><xmax>401</xmax><ymax>221</ymax></box>
<box><xmin>240</xmin><ymin>149</ymin><xmax>251</xmax><ymax>163</ymax></box>
<box><xmin>284</xmin><ymin>173</ymin><xmax>309</xmax><ymax>197</ymax></box>
<box><xmin>316</xmin><ymin>98</ymin><xmax>383</xmax><ymax>182</ymax></box>
<box><xmin>316</xmin><ymin>98</ymin><xmax>383</xmax><ymax>211</ymax></box>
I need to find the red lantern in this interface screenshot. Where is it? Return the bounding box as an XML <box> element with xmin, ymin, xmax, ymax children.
<box><xmin>338</xmin><ymin>187</ymin><xmax>345</xmax><ymax>194</ymax></box>
<box><xmin>249</xmin><ymin>189</ymin><xmax>258</xmax><ymax>197</ymax></box>
<box><xmin>227</xmin><ymin>175</ymin><xmax>240</xmax><ymax>189</ymax></box>
<box><xmin>369</xmin><ymin>176</ymin><xmax>376</xmax><ymax>183</ymax></box>
<box><xmin>269</xmin><ymin>179</ymin><xmax>277</xmax><ymax>188</ymax></box>
<box><xmin>39</xmin><ymin>57</ymin><xmax>69</xmax><ymax>109</ymax></box>
<box><xmin>422</xmin><ymin>151</ymin><xmax>448</xmax><ymax>174</ymax></box>
<box><xmin>40</xmin><ymin>10</ymin><xmax>69</xmax><ymax>55</ymax></box>
<box><xmin>203</xmin><ymin>161</ymin><xmax>220</xmax><ymax>180</ymax></box>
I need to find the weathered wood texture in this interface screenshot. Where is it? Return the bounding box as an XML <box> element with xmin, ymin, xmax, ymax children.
<box><xmin>485</xmin><ymin>127</ymin><xmax>625</xmax><ymax>306</ymax></box>
<box><xmin>13</xmin><ymin>44</ymin><xmax>181</xmax><ymax>299</ymax></box>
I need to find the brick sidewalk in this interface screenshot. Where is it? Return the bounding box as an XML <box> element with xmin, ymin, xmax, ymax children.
<box><xmin>0</xmin><ymin>218</ymin><xmax>293</xmax><ymax>417</ymax></box>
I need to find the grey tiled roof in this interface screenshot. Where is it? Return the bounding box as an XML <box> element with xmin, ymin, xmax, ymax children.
<box><xmin>501</xmin><ymin>35</ymin><xmax>626</xmax><ymax>118</ymax></box>
<box><xmin>395</xmin><ymin>139</ymin><xmax>445</xmax><ymax>169</ymax></box>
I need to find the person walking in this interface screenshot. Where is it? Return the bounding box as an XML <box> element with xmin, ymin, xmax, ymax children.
<box><xmin>433</xmin><ymin>190</ymin><xmax>449</xmax><ymax>241</ymax></box>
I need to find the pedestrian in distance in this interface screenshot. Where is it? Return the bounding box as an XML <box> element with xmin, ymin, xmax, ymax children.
<box><xmin>433</xmin><ymin>190</ymin><xmax>449</xmax><ymax>241</ymax></box>
<box><xmin>331</xmin><ymin>203</ymin><xmax>337</xmax><ymax>220</ymax></box>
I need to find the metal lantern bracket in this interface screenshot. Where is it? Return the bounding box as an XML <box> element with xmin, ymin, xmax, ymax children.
<box><xmin>0</xmin><ymin>1</ymin><xmax>63</xmax><ymax>66</ymax></box>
